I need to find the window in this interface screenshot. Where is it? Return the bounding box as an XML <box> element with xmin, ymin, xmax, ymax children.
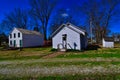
<box><xmin>10</xmin><ymin>40</ymin><xmax>12</xmax><ymax>45</ymax></box>
<box><xmin>14</xmin><ymin>33</ymin><xmax>16</xmax><ymax>38</ymax></box>
<box><xmin>10</xmin><ymin>34</ymin><xmax>12</xmax><ymax>38</ymax></box>
<box><xmin>18</xmin><ymin>33</ymin><xmax>20</xmax><ymax>38</ymax></box>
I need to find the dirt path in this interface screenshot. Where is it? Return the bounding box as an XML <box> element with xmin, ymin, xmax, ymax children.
<box><xmin>42</xmin><ymin>52</ymin><xmax>65</xmax><ymax>59</ymax></box>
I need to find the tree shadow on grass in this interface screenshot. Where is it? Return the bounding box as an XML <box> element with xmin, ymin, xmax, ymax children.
<box><xmin>86</xmin><ymin>44</ymin><xmax>101</xmax><ymax>50</ymax></box>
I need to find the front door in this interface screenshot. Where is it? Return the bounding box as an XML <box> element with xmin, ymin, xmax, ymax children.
<box><xmin>14</xmin><ymin>40</ymin><xmax>16</xmax><ymax>47</ymax></box>
<box><xmin>62</xmin><ymin>34</ymin><xmax>67</xmax><ymax>48</ymax></box>
<box><xmin>20</xmin><ymin>40</ymin><xmax>22</xmax><ymax>47</ymax></box>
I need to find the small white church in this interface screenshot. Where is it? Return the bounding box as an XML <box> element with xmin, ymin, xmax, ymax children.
<box><xmin>51</xmin><ymin>23</ymin><xmax>87</xmax><ymax>51</ymax></box>
<box><xmin>9</xmin><ymin>28</ymin><xmax>44</xmax><ymax>48</ymax></box>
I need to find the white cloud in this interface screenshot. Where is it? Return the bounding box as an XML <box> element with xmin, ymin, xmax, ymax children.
<box><xmin>61</xmin><ymin>13</ymin><xmax>69</xmax><ymax>17</ymax></box>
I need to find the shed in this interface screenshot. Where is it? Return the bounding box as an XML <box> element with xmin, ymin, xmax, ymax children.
<box><xmin>103</xmin><ymin>37</ymin><xmax>114</xmax><ymax>48</ymax></box>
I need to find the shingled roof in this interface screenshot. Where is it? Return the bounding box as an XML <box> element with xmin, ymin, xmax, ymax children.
<box><xmin>16</xmin><ymin>28</ymin><xmax>42</xmax><ymax>36</ymax></box>
<box><xmin>104</xmin><ymin>37</ymin><xmax>114</xmax><ymax>42</ymax></box>
<box><xmin>51</xmin><ymin>23</ymin><xmax>86</xmax><ymax>37</ymax></box>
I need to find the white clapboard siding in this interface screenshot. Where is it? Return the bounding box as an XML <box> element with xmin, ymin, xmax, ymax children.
<box><xmin>51</xmin><ymin>23</ymin><xmax>87</xmax><ymax>50</ymax></box>
<box><xmin>103</xmin><ymin>39</ymin><xmax>114</xmax><ymax>48</ymax></box>
<box><xmin>9</xmin><ymin>28</ymin><xmax>44</xmax><ymax>48</ymax></box>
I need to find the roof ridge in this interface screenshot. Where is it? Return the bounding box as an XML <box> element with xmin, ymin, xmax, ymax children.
<box><xmin>66</xmin><ymin>23</ymin><xmax>86</xmax><ymax>32</ymax></box>
<box><xmin>16</xmin><ymin>28</ymin><xmax>40</xmax><ymax>32</ymax></box>
<box><xmin>51</xmin><ymin>23</ymin><xmax>87</xmax><ymax>37</ymax></box>
<box><xmin>15</xmin><ymin>28</ymin><xmax>42</xmax><ymax>36</ymax></box>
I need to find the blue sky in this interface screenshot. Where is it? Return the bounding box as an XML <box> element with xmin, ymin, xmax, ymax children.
<box><xmin>0</xmin><ymin>0</ymin><xmax>29</xmax><ymax>21</ymax></box>
<box><xmin>0</xmin><ymin>0</ymin><xmax>120</xmax><ymax>34</ymax></box>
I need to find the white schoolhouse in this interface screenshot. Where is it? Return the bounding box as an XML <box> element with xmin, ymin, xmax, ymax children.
<box><xmin>9</xmin><ymin>28</ymin><xmax>44</xmax><ymax>48</ymax></box>
<box><xmin>51</xmin><ymin>23</ymin><xmax>88</xmax><ymax>51</ymax></box>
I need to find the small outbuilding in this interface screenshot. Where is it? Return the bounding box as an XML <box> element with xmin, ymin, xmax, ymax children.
<box><xmin>9</xmin><ymin>28</ymin><xmax>44</xmax><ymax>48</ymax></box>
<box><xmin>51</xmin><ymin>23</ymin><xmax>88</xmax><ymax>51</ymax></box>
<box><xmin>102</xmin><ymin>37</ymin><xmax>114</xmax><ymax>48</ymax></box>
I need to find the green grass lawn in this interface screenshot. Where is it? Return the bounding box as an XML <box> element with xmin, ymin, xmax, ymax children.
<box><xmin>57</xmin><ymin>48</ymin><xmax>120</xmax><ymax>58</ymax></box>
<box><xmin>1</xmin><ymin>46</ymin><xmax>120</xmax><ymax>79</ymax></box>
<box><xmin>0</xmin><ymin>47</ymin><xmax>52</xmax><ymax>60</ymax></box>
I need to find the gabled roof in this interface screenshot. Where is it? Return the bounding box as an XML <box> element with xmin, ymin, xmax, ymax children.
<box><xmin>16</xmin><ymin>28</ymin><xmax>43</xmax><ymax>36</ymax></box>
<box><xmin>104</xmin><ymin>37</ymin><xmax>114</xmax><ymax>42</ymax></box>
<box><xmin>51</xmin><ymin>23</ymin><xmax>86</xmax><ymax>37</ymax></box>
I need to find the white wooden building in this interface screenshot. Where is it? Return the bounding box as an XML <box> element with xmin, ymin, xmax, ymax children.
<box><xmin>103</xmin><ymin>37</ymin><xmax>114</xmax><ymax>48</ymax></box>
<box><xmin>9</xmin><ymin>28</ymin><xmax>44</xmax><ymax>48</ymax></box>
<box><xmin>51</xmin><ymin>23</ymin><xmax>87</xmax><ymax>51</ymax></box>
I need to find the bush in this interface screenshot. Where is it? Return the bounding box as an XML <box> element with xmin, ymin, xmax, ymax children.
<box><xmin>0</xmin><ymin>44</ymin><xmax>9</xmax><ymax>51</ymax></box>
<box><xmin>67</xmin><ymin>49</ymin><xmax>82</xmax><ymax>52</ymax></box>
<box><xmin>51</xmin><ymin>48</ymin><xmax>57</xmax><ymax>52</ymax></box>
<box><xmin>86</xmin><ymin>44</ymin><xmax>101</xmax><ymax>50</ymax></box>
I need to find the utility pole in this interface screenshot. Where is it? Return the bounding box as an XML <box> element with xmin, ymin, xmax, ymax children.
<box><xmin>90</xmin><ymin>18</ymin><xmax>93</xmax><ymax>44</ymax></box>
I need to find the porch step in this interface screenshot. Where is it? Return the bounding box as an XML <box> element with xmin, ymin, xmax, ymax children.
<box><xmin>59</xmin><ymin>49</ymin><xmax>66</xmax><ymax>52</ymax></box>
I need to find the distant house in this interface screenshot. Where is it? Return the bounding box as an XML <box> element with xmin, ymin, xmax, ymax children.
<box><xmin>114</xmin><ymin>36</ymin><xmax>120</xmax><ymax>43</ymax></box>
<box><xmin>103</xmin><ymin>37</ymin><xmax>114</xmax><ymax>48</ymax></box>
<box><xmin>9</xmin><ymin>28</ymin><xmax>44</xmax><ymax>48</ymax></box>
<box><xmin>51</xmin><ymin>23</ymin><xmax>87</xmax><ymax>51</ymax></box>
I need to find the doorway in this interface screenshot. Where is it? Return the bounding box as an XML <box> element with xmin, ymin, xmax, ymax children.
<box><xmin>20</xmin><ymin>40</ymin><xmax>22</xmax><ymax>47</ymax></box>
<box><xmin>14</xmin><ymin>40</ymin><xmax>16</xmax><ymax>47</ymax></box>
<box><xmin>62</xmin><ymin>34</ymin><xmax>67</xmax><ymax>49</ymax></box>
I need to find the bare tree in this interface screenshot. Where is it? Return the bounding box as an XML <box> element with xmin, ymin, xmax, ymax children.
<box><xmin>0</xmin><ymin>33</ymin><xmax>8</xmax><ymax>46</ymax></box>
<box><xmin>0</xmin><ymin>24</ymin><xmax>2</xmax><ymax>34</ymax></box>
<box><xmin>1</xmin><ymin>8</ymin><xmax>28</xmax><ymax>31</ymax></box>
<box><xmin>50</xmin><ymin>9</ymin><xmax>78</xmax><ymax>35</ymax></box>
<box><xmin>29</xmin><ymin>0</ymin><xmax>57</xmax><ymax>40</ymax></box>
<box><xmin>29</xmin><ymin>16</ymin><xmax>41</xmax><ymax>32</ymax></box>
<box><xmin>112</xmin><ymin>32</ymin><xmax>120</xmax><ymax>43</ymax></box>
<box><xmin>79</xmin><ymin>0</ymin><xmax>120</xmax><ymax>44</ymax></box>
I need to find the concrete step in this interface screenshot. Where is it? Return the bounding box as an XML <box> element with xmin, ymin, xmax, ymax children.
<box><xmin>59</xmin><ymin>49</ymin><xmax>66</xmax><ymax>52</ymax></box>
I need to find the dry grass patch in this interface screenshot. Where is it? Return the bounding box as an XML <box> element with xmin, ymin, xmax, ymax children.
<box><xmin>0</xmin><ymin>47</ymin><xmax>52</xmax><ymax>60</ymax></box>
